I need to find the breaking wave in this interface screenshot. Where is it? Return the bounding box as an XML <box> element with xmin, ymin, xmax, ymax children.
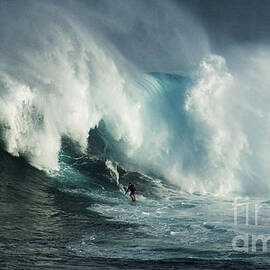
<box><xmin>1</xmin><ymin>0</ymin><xmax>270</xmax><ymax>196</ymax></box>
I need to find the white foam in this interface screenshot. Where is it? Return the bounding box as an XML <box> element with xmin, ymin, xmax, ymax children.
<box><xmin>105</xmin><ymin>160</ymin><xmax>119</xmax><ymax>185</ymax></box>
<box><xmin>1</xmin><ymin>1</ymin><xmax>270</xmax><ymax>196</ymax></box>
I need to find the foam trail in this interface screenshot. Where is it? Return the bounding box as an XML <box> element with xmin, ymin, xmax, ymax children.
<box><xmin>105</xmin><ymin>160</ymin><xmax>119</xmax><ymax>185</ymax></box>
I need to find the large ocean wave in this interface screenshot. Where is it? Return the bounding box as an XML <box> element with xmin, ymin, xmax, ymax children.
<box><xmin>0</xmin><ymin>0</ymin><xmax>270</xmax><ymax>196</ymax></box>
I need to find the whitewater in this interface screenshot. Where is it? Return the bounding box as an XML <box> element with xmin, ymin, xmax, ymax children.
<box><xmin>1</xmin><ymin>0</ymin><xmax>270</xmax><ymax>269</ymax></box>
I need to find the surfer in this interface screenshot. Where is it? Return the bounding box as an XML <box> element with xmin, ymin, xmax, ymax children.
<box><xmin>125</xmin><ymin>183</ymin><xmax>136</xmax><ymax>201</ymax></box>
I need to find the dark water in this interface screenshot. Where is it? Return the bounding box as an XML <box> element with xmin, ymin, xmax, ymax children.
<box><xmin>0</xmin><ymin>149</ymin><xmax>269</xmax><ymax>270</ymax></box>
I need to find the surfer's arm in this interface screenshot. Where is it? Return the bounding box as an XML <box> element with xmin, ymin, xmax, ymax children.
<box><xmin>125</xmin><ymin>188</ymin><xmax>129</xmax><ymax>195</ymax></box>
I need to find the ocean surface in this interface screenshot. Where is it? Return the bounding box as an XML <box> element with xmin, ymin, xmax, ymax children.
<box><xmin>1</xmin><ymin>145</ymin><xmax>270</xmax><ymax>269</ymax></box>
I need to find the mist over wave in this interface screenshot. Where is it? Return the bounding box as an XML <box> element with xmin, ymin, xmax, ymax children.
<box><xmin>0</xmin><ymin>0</ymin><xmax>270</xmax><ymax>196</ymax></box>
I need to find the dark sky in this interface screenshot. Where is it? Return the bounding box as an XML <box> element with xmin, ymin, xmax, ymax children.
<box><xmin>2</xmin><ymin>0</ymin><xmax>270</xmax><ymax>72</ymax></box>
<box><xmin>80</xmin><ymin>0</ymin><xmax>270</xmax><ymax>70</ymax></box>
<box><xmin>180</xmin><ymin>0</ymin><xmax>270</xmax><ymax>47</ymax></box>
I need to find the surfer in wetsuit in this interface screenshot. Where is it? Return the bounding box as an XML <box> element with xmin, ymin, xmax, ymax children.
<box><xmin>125</xmin><ymin>183</ymin><xmax>136</xmax><ymax>201</ymax></box>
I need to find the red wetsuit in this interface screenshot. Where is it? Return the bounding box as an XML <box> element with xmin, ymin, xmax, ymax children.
<box><xmin>129</xmin><ymin>184</ymin><xmax>136</xmax><ymax>195</ymax></box>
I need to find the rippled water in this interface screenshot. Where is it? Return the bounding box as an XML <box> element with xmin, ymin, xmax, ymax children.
<box><xmin>0</xmin><ymin>150</ymin><xmax>270</xmax><ymax>269</ymax></box>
